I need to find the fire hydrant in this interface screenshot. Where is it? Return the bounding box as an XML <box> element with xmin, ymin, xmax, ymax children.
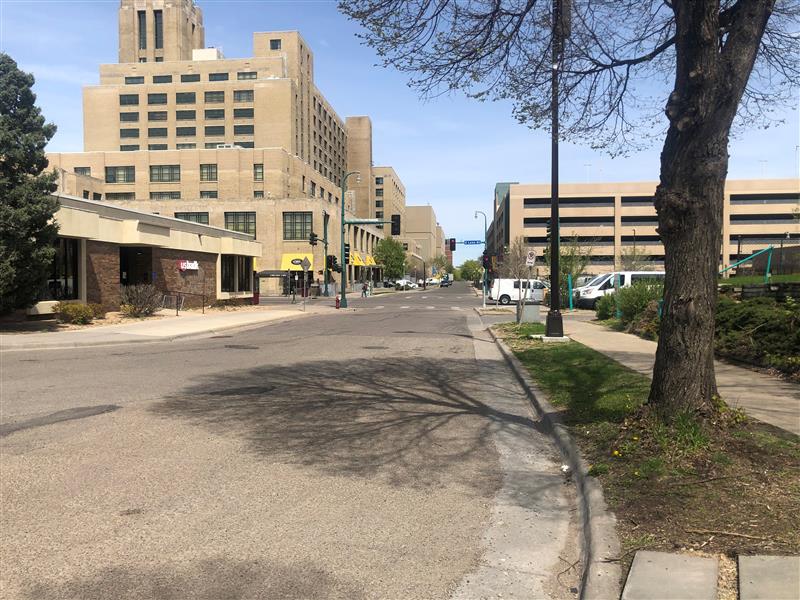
<box><xmin>335</xmin><ymin>295</ymin><xmax>340</xmax><ymax>309</ymax></box>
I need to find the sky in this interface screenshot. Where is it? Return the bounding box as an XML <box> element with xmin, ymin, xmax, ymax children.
<box><xmin>1</xmin><ymin>0</ymin><xmax>798</xmax><ymax>263</ymax></box>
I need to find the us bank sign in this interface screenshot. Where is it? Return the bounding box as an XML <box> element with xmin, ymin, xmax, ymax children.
<box><xmin>178</xmin><ymin>259</ymin><xmax>200</xmax><ymax>272</ymax></box>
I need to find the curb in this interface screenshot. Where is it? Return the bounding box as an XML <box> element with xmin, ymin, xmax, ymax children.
<box><xmin>0</xmin><ymin>311</ymin><xmax>314</xmax><ymax>352</ymax></box>
<box><xmin>484</xmin><ymin>320</ymin><xmax>621</xmax><ymax>600</ymax></box>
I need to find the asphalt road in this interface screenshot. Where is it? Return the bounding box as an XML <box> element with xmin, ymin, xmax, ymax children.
<box><xmin>1</xmin><ymin>282</ymin><xmax>578</xmax><ymax>599</ymax></box>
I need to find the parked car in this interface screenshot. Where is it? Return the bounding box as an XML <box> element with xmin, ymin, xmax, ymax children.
<box><xmin>575</xmin><ymin>271</ymin><xmax>665</xmax><ymax>309</ymax></box>
<box><xmin>395</xmin><ymin>278</ymin><xmax>418</xmax><ymax>290</ymax></box>
<box><xmin>382</xmin><ymin>280</ymin><xmax>395</xmax><ymax>288</ymax></box>
<box><xmin>489</xmin><ymin>278</ymin><xmax>549</xmax><ymax>305</ymax></box>
<box><xmin>440</xmin><ymin>278</ymin><xmax>452</xmax><ymax>287</ymax></box>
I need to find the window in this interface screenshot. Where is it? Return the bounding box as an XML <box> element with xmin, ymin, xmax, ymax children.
<box><xmin>176</xmin><ymin>109</ymin><xmax>195</xmax><ymax>120</ymax></box>
<box><xmin>376</xmin><ymin>211</ymin><xmax>384</xmax><ymax>218</ymax></box>
<box><xmin>176</xmin><ymin>143</ymin><xmax>196</xmax><ymax>149</ymax></box>
<box><xmin>181</xmin><ymin>73</ymin><xmax>200</xmax><ymax>83</ymax></box>
<box><xmin>137</xmin><ymin>10</ymin><xmax>147</xmax><ymax>49</ymax></box>
<box><xmin>204</xmin><ymin>143</ymin><xmax>221</xmax><ymax>149</ymax></box>
<box><xmin>153</xmin><ymin>74</ymin><xmax>172</xmax><ymax>84</ymax></box>
<box><xmin>221</xmin><ymin>255</ymin><xmax>235</xmax><ymax>292</ymax></box>
<box><xmin>282</xmin><ymin>211</ymin><xmax>312</xmax><ymax>240</ymax></box>
<box><xmin>40</xmin><ymin>238</ymin><xmax>79</xmax><ymax>301</ymax></box>
<box><xmin>205</xmin><ymin>108</ymin><xmax>225</xmax><ymax>119</ymax></box>
<box><xmin>150</xmin><ymin>191</ymin><xmax>181</xmax><ymax>200</ymax></box>
<box><xmin>93</xmin><ymin>192</ymin><xmax>102</xmax><ymax>201</ymax></box>
<box><xmin>253</xmin><ymin>163</ymin><xmax>264</xmax><ymax>181</ymax></box>
<box><xmin>148</xmin><ymin>127</ymin><xmax>168</xmax><ymax>137</ymax></box>
<box><xmin>310</xmin><ymin>181</ymin><xmax>316</xmax><ymax>197</ymax></box>
<box><xmin>204</xmin><ymin>91</ymin><xmax>224</xmax><ymax>103</ymax></box>
<box><xmin>237</xmin><ymin>256</ymin><xmax>252</xmax><ymax>291</ymax></box>
<box><xmin>105</xmin><ymin>166</ymin><xmax>136</xmax><ymax>183</ymax></box>
<box><xmin>253</xmin><ymin>191</ymin><xmax>264</xmax><ymax>198</ymax></box>
<box><xmin>234</xmin><ymin>124</ymin><xmax>254</xmax><ymax>135</ymax></box>
<box><xmin>209</xmin><ymin>72</ymin><xmax>229</xmax><ymax>81</ymax></box>
<box><xmin>402</xmin><ymin>243</ymin><xmax>408</xmax><ymax>250</ymax></box>
<box><xmin>155</xmin><ymin>57</ymin><xmax>163</xmax><ymax>62</ymax></box>
<box><xmin>120</xmin><ymin>128</ymin><xmax>140</xmax><ymax>138</ymax></box>
<box><xmin>631</xmin><ymin>273</ymin><xmax>665</xmax><ymax>283</ymax></box>
<box><xmin>375</xmin><ymin>188</ymin><xmax>384</xmax><ymax>197</ymax></box>
<box><xmin>233</xmin><ymin>89</ymin><xmax>253</xmax><ymax>102</ymax></box>
<box><xmin>225</xmin><ymin>212</ymin><xmax>256</xmax><ymax>236</ymax></box>
<box><xmin>174</xmin><ymin>212</ymin><xmax>209</xmax><ymax>224</ymax></box>
<box><xmin>148</xmin><ymin>93</ymin><xmax>167</xmax><ymax>105</ymax></box>
<box><xmin>73</xmin><ymin>167</ymin><xmax>91</xmax><ymax>176</ymax></box>
<box><xmin>237</xmin><ymin>71</ymin><xmax>257</xmax><ymax>80</ymax></box>
<box><xmin>234</xmin><ymin>107</ymin><xmax>254</xmax><ymax>118</ymax></box>
<box><xmin>120</xmin><ymin>144</ymin><xmax>139</xmax><ymax>152</ymax></box>
<box><xmin>82</xmin><ymin>190</ymin><xmax>90</xmax><ymax>199</ymax></box>
<box><xmin>120</xmin><ymin>112</ymin><xmax>139</xmax><ymax>122</ymax></box>
<box><xmin>176</xmin><ymin>92</ymin><xmax>196</xmax><ymax>104</ymax></box>
<box><xmin>375</xmin><ymin>177</ymin><xmax>384</xmax><ymax>185</ymax></box>
<box><xmin>125</xmin><ymin>76</ymin><xmax>144</xmax><ymax>85</ymax></box>
<box><xmin>154</xmin><ymin>10</ymin><xmax>163</xmax><ymax>49</ymax></box>
<box><xmin>148</xmin><ymin>144</ymin><xmax>168</xmax><ymax>150</ymax></box>
<box><xmin>270</xmin><ymin>39</ymin><xmax>282</xmax><ymax>50</ymax></box>
<box><xmin>200</xmin><ymin>163</ymin><xmax>218</xmax><ymax>182</ymax></box>
<box><xmin>205</xmin><ymin>125</ymin><xmax>225</xmax><ymax>136</ymax></box>
<box><xmin>375</xmin><ymin>200</ymin><xmax>383</xmax><ymax>207</ymax></box>
<box><xmin>176</xmin><ymin>126</ymin><xmax>196</xmax><ymax>137</ymax></box>
<box><xmin>106</xmin><ymin>192</ymin><xmax>135</xmax><ymax>200</ymax></box>
<box><xmin>200</xmin><ymin>190</ymin><xmax>218</xmax><ymax>199</ymax></box>
<box><xmin>148</xmin><ymin>111</ymin><xmax>168</xmax><ymax>121</ymax></box>
<box><xmin>237</xmin><ymin>141</ymin><xmax>254</xmax><ymax>148</ymax></box>
<box><xmin>149</xmin><ymin>164</ymin><xmax>180</xmax><ymax>182</ymax></box>
<box><xmin>138</xmin><ymin>58</ymin><xmax>147</xmax><ymax>63</ymax></box>
<box><xmin>119</xmin><ymin>94</ymin><xmax>139</xmax><ymax>106</ymax></box>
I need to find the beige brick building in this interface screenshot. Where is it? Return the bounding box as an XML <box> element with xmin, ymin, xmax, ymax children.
<box><xmin>401</xmin><ymin>205</ymin><xmax>448</xmax><ymax>277</ymax></box>
<box><xmin>487</xmin><ymin>179</ymin><xmax>800</xmax><ymax>275</ymax></box>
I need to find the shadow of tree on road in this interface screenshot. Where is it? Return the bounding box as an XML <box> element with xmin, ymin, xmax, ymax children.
<box><xmin>151</xmin><ymin>356</ymin><xmax>546</xmax><ymax>494</ymax></box>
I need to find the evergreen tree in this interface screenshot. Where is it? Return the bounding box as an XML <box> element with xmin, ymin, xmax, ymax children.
<box><xmin>0</xmin><ymin>53</ymin><xmax>59</xmax><ymax>314</ymax></box>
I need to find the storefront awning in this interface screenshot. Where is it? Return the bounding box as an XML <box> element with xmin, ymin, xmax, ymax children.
<box><xmin>350</xmin><ymin>252</ymin><xmax>365</xmax><ymax>267</ymax></box>
<box><xmin>280</xmin><ymin>253</ymin><xmax>314</xmax><ymax>271</ymax></box>
<box><xmin>365</xmin><ymin>255</ymin><xmax>377</xmax><ymax>267</ymax></box>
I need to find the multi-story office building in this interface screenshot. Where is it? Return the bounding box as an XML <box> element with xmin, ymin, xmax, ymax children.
<box><xmin>372</xmin><ymin>166</ymin><xmax>406</xmax><ymax>231</ymax></box>
<box><xmin>402</xmin><ymin>205</ymin><xmax>447</xmax><ymax>276</ymax></box>
<box><xmin>487</xmin><ymin>179</ymin><xmax>800</xmax><ymax>275</ymax></box>
<box><xmin>48</xmin><ymin>0</ymin><xmax>397</xmax><ymax>294</ymax></box>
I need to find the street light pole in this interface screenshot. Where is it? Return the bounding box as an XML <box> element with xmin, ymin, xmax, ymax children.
<box><xmin>340</xmin><ymin>171</ymin><xmax>360</xmax><ymax>308</ymax></box>
<box><xmin>475</xmin><ymin>210</ymin><xmax>488</xmax><ymax>308</ymax></box>
<box><xmin>546</xmin><ymin>0</ymin><xmax>565</xmax><ymax>338</ymax></box>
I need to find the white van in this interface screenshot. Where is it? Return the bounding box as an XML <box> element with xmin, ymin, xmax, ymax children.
<box><xmin>575</xmin><ymin>271</ymin><xmax>665</xmax><ymax>309</ymax></box>
<box><xmin>489</xmin><ymin>278</ymin><xmax>549</xmax><ymax>305</ymax></box>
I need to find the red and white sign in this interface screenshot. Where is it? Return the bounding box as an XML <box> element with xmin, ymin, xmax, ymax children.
<box><xmin>178</xmin><ymin>259</ymin><xmax>199</xmax><ymax>272</ymax></box>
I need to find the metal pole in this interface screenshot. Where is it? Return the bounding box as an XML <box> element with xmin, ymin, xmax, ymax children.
<box><xmin>765</xmin><ymin>247</ymin><xmax>772</xmax><ymax>283</ymax></box>
<box><xmin>545</xmin><ymin>0</ymin><xmax>564</xmax><ymax>338</ymax></box>
<box><xmin>323</xmin><ymin>210</ymin><xmax>329</xmax><ymax>296</ymax></box>
<box><xmin>340</xmin><ymin>172</ymin><xmax>358</xmax><ymax>309</ymax></box>
<box><xmin>778</xmin><ymin>235</ymin><xmax>785</xmax><ymax>276</ymax></box>
<box><xmin>568</xmin><ymin>273</ymin><xmax>573</xmax><ymax>311</ymax></box>
<box><xmin>475</xmin><ymin>210</ymin><xmax>488</xmax><ymax>308</ymax></box>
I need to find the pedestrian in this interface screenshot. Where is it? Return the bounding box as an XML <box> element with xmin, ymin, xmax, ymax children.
<box><xmin>361</xmin><ymin>282</ymin><xmax>368</xmax><ymax>298</ymax></box>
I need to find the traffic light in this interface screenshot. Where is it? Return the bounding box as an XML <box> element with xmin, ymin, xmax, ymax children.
<box><xmin>482</xmin><ymin>252</ymin><xmax>490</xmax><ymax>269</ymax></box>
<box><xmin>309</xmin><ymin>231</ymin><xmax>319</xmax><ymax>246</ymax></box>
<box><xmin>546</xmin><ymin>219</ymin><xmax>552</xmax><ymax>239</ymax></box>
<box><xmin>344</xmin><ymin>243</ymin><xmax>351</xmax><ymax>264</ymax></box>
<box><xmin>449</xmin><ymin>238</ymin><xmax>456</xmax><ymax>251</ymax></box>
<box><xmin>390</xmin><ymin>214</ymin><xmax>401</xmax><ymax>236</ymax></box>
<box><xmin>326</xmin><ymin>255</ymin><xmax>341</xmax><ymax>273</ymax></box>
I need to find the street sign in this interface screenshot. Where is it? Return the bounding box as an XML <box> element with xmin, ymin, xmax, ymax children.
<box><xmin>462</xmin><ymin>240</ymin><xmax>484</xmax><ymax>245</ymax></box>
<box><xmin>291</xmin><ymin>258</ymin><xmax>303</xmax><ymax>266</ymax></box>
<box><xmin>526</xmin><ymin>250</ymin><xmax>536</xmax><ymax>267</ymax></box>
<box><xmin>300</xmin><ymin>257</ymin><xmax>311</xmax><ymax>272</ymax></box>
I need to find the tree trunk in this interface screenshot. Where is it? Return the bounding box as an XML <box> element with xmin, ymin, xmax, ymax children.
<box><xmin>648</xmin><ymin>0</ymin><xmax>773</xmax><ymax>417</ymax></box>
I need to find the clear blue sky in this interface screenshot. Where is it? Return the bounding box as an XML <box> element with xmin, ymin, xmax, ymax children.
<box><xmin>2</xmin><ymin>0</ymin><xmax>798</xmax><ymax>263</ymax></box>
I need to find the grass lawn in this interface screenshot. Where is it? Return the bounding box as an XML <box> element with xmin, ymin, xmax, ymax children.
<box><xmin>719</xmin><ymin>274</ymin><xmax>800</xmax><ymax>286</ymax></box>
<box><xmin>493</xmin><ymin>323</ymin><xmax>800</xmax><ymax>577</ymax></box>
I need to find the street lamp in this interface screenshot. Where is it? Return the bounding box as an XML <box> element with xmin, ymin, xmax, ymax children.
<box><xmin>339</xmin><ymin>170</ymin><xmax>361</xmax><ymax>308</ymax></box>
<box><xmin>475</xmin><ymin>211</ymin><xmax>488</xmax><ymax>308</ymax></box>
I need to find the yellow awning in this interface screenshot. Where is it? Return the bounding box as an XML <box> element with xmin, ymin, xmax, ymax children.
<box><xmin>280</xmin><ymin>253</ymin><xmax>314</xmax><ymax>271</ymax></box>
<box><xmin>365</xmin><ymin>255</ymin><xmax>377</xmax><ymax>266</ymax></box>
<box><xmin>351</xmin><ymin>251</ymin><xmax>365</xmax><ymax>266</ymax></box>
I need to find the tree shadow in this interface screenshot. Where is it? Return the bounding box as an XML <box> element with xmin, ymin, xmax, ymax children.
<box><xmin>20</xmin><ymin>557</ymin><xmax>366</xmax><ymax>600</ymax></box>
<box><xmin>150</xmin><ymin>356</ymin><xmax>546</xmax><ymax>494</ymax></box>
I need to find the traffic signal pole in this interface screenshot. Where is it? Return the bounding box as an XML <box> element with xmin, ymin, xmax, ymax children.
<box><xmin>322</xmin><ymin>210</ymin><xmax>329</xmax><ymax>296</ymax></box>
<box><xmin>339</xmin><ymin>171</ymin><xmax>361</xmax><ymax>309</ymax></box>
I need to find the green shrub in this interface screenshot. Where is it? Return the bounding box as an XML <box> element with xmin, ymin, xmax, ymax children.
<box><xmin>54</xmin><ymin>302</ymin><xmax>95</xmax><ymax>324</ymax></box>
<box><xmin>715</xmin><ymin>296</ymin><xmax>799</xmax><ymax>377</ymax></box>
<box><xmin>616</xmin><ymin>281</ymin><xmax>663</xmax><ymax>325</ymax></box>
<box><xmin>595</xmin><ymin>294</ymin><xmax>616</xmax><ymax>320</ymax></box>
<box><xmin>628</xmin><ymin>300</ymin><xmax>661</xmax><ymax>340</ymax></box>
<box><xmin>88</xmin><ymin>303</ymin><xmax>106</xmax><ymax>319</ymax></box>
<box><xmin>120</xmin><ymin>284</ymin><xmax>162</xmax><ymax>317</ymax></box>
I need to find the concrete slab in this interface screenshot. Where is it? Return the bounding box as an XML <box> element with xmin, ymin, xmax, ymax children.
<box><xmin>621</xmin><ymin>551</ymin><xmax>717</xmax><ymax>600</ymax></box>
<box><xmin>739</xmin><ymin>555</ymin><xmax>800</xmax><ymax>600</ymax></box>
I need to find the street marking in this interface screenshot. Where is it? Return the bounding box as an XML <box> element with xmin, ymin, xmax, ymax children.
<box><xmin>421</xmin><ymin>296</ymin><xmax>428</xmax><ymax>299</ymax></box>
<box><xmin>427</xmin><ymin>306</ymin><xmax>436</xmax><ymax>309</ymax></box>
<box><xmin>375</xmin><ymin>305</ymin><xmax>385</xmax><ymax>309</ymax></box>
<box><xmin>401</xmin><ymin>306</ymin><xmax>410</xmax><ymax>309</ymax></box>
<box><xmin>451</xmin><ymin>306</ymin><xmax>462</xmax><ymax>311</ymax></box>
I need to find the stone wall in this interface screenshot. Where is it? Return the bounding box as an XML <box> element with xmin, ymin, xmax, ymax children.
<box><xmin>152</xmin><ymin>248</ymin><xmax>217</xmax><ymax>308</ymax></box>
<box><xmin>86</xmin><ymin>241</ymin><xmax>122</xmax><ymax>311</ymax></box>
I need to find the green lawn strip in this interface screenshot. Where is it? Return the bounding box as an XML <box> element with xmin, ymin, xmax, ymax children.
<box><xmin>493</xmin><ymin>323</ymin><xmax>800</xmax><ymax>570</ymax></box>
<box><xmin>719</xmin><ymin>274</ymin><xmax>800</xmax><ymax>286</ymax></box>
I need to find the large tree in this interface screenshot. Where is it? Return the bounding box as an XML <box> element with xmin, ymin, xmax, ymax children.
<box><xmin>374</xmin><ymin>236</ymin><xmax>407</xmax><ymax>278</ymax></box>
<box><xmin>0</xmin><ymin>53</ymin><xmax>59</xmax><ymax>314</ymax></box>
<box><xmin>459</xmin><ymin>259</ymin><xmax>483</xmax><ymax>283</ymax></box>
<box><xmin>339</xmin><ymin>0</ymin><xmax>799</xmax><ymax>417</ymax></box>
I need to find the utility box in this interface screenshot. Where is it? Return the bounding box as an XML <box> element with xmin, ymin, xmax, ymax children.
<box><xmin>517</xmin><ymin>302</ymin><xmax>541</xmax><ymax>323</ymax></box>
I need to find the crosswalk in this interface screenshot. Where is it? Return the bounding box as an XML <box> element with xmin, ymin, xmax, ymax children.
<box><xmin>357</xmin><ymin>305</ymin><xmax>465</xmax><ymax>312</ymax></box>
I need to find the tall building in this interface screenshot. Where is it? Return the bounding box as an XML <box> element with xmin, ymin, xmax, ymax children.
<box><xmin>402</xmin><ymin>205</ymin><xmax>446</xmax><ymax>276</ymax></box>
<box><xmin>372</xmin><ymin>166</ymin><xmax>406</xmax><ymax>231</ymax></box>
<box><xmin>486</xmin><ymin>179</ymin><xmax>800</xmax><ymax>275</ymax></box>
<box><xmin>48</xmin><ymin>0</ymin><xmax>407</xmax><ymax>295</ymax></box>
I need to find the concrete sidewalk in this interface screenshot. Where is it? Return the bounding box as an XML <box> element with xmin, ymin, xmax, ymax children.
<box><xmin>562</xmin><ymin>316</ymin><xmax>800</xmax><ymax>436</ymax></box>
<box><xmin>1</xmin><ymin>307</ymin><xmax>325</xmax><ymax>351</ymax></box>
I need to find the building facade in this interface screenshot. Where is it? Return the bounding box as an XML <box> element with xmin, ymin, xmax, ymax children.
<box><xmin>487</xmin><ymin>179</ymin><xmax>800</xmax><ymax>275</ymax></box>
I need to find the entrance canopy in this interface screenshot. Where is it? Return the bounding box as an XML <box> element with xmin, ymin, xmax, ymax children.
<box><xmin>365</xmin><ymin>255</ymin><xmax>377</xmax><ymax>267</ymax></box>
<box><xmin>280</xmin><ymin>253</ymin><xmax>314</xmax><ymax>271</ymax></box>
<box><xmin>350</xmin><ymin>252</ymin><xmax>365</xmax><ymax>267</ymax></box>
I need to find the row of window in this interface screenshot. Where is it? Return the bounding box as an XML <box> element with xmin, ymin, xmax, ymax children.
<box><xmin>119</xmin><ymin>125</ymin><xmax>254</xmax><ymax>138</ymax></box>
<box><xmin>99</xmin><ymin>190</ymin><xmax>267</xmax><ymax>201</ymax></box>
<box><xmin>102</xmin><ymin>163</ymin><xmax>264</xmax><ymax>184</ymax></box>
<box><xmin>137</xmin><ymin>10</ymin><xmax>163</xmax><ymax>51</ymax></box>
<box><xmin>119</xmin><ymin>90</ymin><xmax>254</xmax><ymax>106</ymax></box>
<box><xmin>124</xmin><ymin>71</ymin><xmax>258</xmax><ymax>85</ymax></box>
<box><xmin>121</xmin><ymin>108</ymin><xmax>254</xmax><ymax>122</ymax></box>
<box><xmin>172</xmin><ymin>211</ymin><xmax>312</xmax><ymax>241</ymax></box>
<box><xmin>119</xmin><ymin>141</ymin><xmax>256</xmax><ymax>151</ymax></box>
